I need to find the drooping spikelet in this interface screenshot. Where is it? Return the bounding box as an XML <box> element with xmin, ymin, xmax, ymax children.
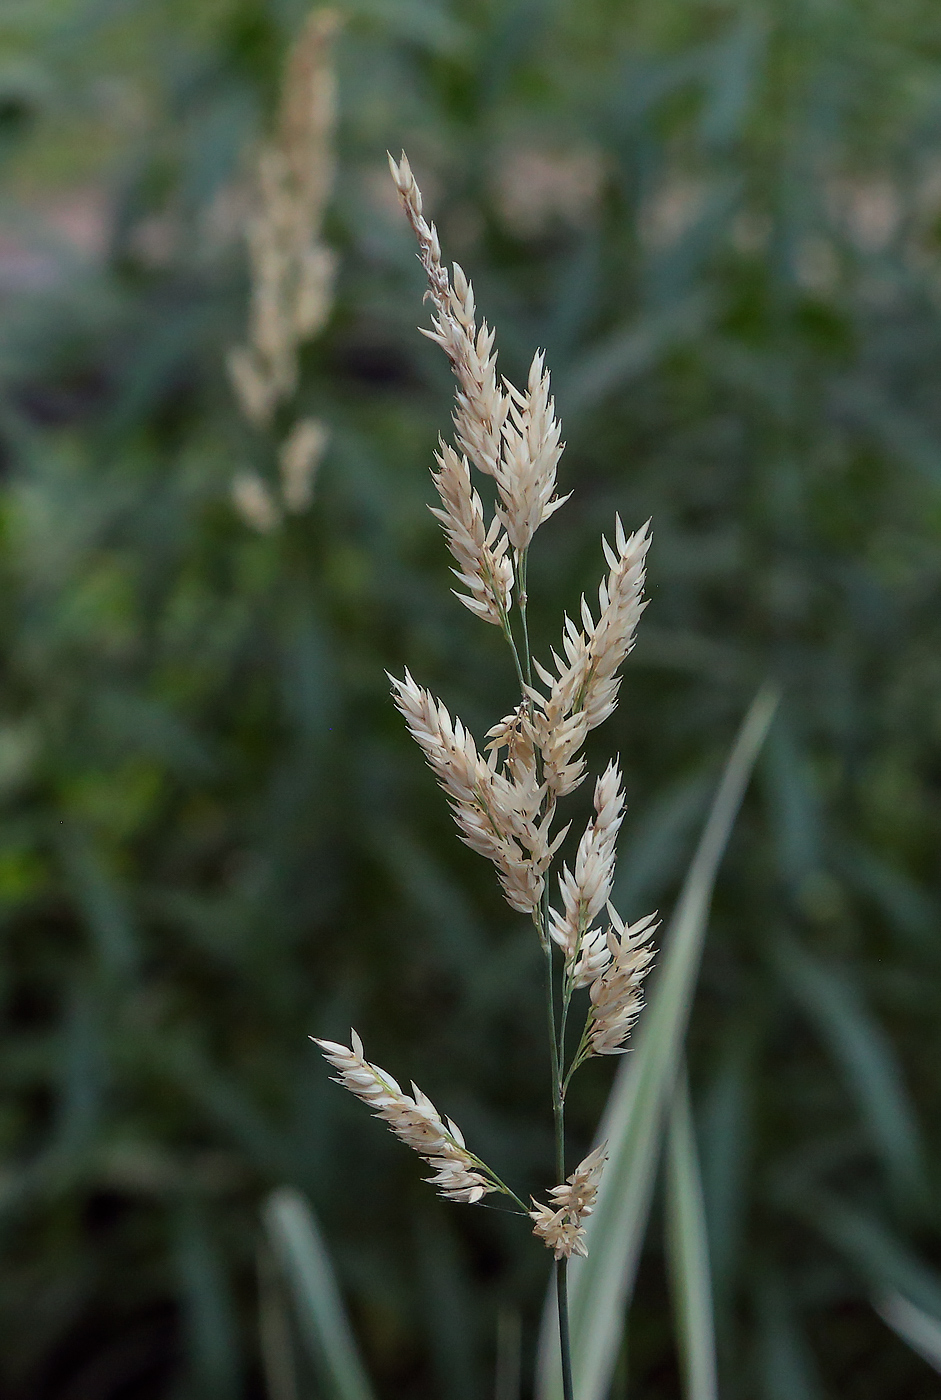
<box><xmin>390</xmin><ymin>670</ymin><xmax>566</xmax><ymax>914</ymax></box>
<box><xmin>532</xmin><ymin>516</ymin><xmax>651</xmax><ymax>796</ymax></box>
<box><xmin>549</xmin><ymin>761</ymin><xmax>625</xmax><ymax>984</ymax></box>
<box><xmin>314</xmin><ymin>1031</ymin><xmax>495</xmax><ymax>1203</ymax></box>
<box><xmin>530</xmin><ymin>1144</ymin><xmax>608</xmax><ymax>1259</ymax></box>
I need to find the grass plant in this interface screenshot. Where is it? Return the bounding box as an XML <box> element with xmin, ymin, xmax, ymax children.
<box><xmin>316</xmin><ymin>151</ymin><xmax>660</xmax><ymax>1400</ymax></box>
<box><xmin>1</xmin><ymin>1</ymin><xmax>941</xmax><ymax>1395</ymax></box>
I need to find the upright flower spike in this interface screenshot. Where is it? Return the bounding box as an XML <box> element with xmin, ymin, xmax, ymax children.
<box><xmin>230</xmin><ymin>11</ymin><xmax>339</xmax><ymax>428</ymax></box>
<box><xmin>313</xmin><ymin>1032</ymin><xmax>498</xmax><ymax>1204</ymax></box>
<box><xmin>229</xmin><ymin>10</ymin><xmax>338</xmax><ymax>528</ymax></box>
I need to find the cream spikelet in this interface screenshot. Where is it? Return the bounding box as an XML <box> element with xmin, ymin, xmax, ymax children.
<box><xmin>530</xmin><ymin>1144</ymin><xmax>608</xmax><ymax>1259</ymax></box>
<box><xmin>314</xmin><ymin>1031</ymin><xmax>495</xmax><ymax>1204</ymax></box>
<box><xmin>586</xmin><ymin>907</ymin><xmax>658</xmax><ymax>1056</ymax></box>
<box><xmin>279</xmin><ymin>417</ymin><xmax>328</xmax><ymax>512</ymax></box>
<box><xmin>390</xmin><ymin>670</ymin><xmax>565</xmax><ymax>914</ymax></box>
<box><xmin>497</xmin><ymin>352</ymin><xmax>570</xmax><ymax>553</ymax></box>
<box><xmin>549</xmin><ymin>761</ymin><xmax>625</xmax><ymax>982</ymax></box>
<box><xmin>232</xmin><ymin>471</ymin><xmax>280</xmax><ymax>533</ymax></box>
<box><xmin>430</xmin><ymin>441</ymin><xmax>514</xmax><ymax>626</ymax></box>
<box><xmin>532</xmin><ymin>515</ymin><xmax>651</xmax><ymax>795</ymax></box>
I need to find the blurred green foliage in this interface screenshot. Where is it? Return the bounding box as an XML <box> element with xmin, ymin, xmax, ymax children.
<box><xmin>1</xmin><ymin>0</ymin><xmax>941</xmax><ymax>1396</ymax></box>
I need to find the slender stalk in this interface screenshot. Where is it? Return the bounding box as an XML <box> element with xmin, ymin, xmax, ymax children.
<box><xmin>497</xmin><ymin>602</ymin><xmax>529</xmax><ymax>698</ymax></box>
<box><xmin>517</xmin><ymin>548</ymin><xmax>534</xmax><ymax>689</ymax></box>
<box><xmin>514</xmin><ymin>543</ymin><xmax>574</xmax><ymax>1400</ymax></box>
<box><xmin>557</xmin><ymin>1258</ymin><xmax>575</xmax><ymax>1400</ymax></box>
<box><xmin>552</xmin><ymin>1015</ymin><xmax>575</xmax><ymax>1400</ymax></box>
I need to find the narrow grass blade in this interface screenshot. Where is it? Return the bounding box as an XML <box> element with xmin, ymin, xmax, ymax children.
<box><xmin>416</xmin><ymin>1212</ymin><xmax>479</xmax><ymax>1400</ymax></box>
<box><xmin>263</xmin><ymin>1187</ymin><xmax>376</xmax><ymax>1400</ymax></box>
<box><xmin>700</xmin><ymin>1024</ymin><xmax>756</xmax><ymax>1306</ymax></box>
<box><xmin>538</xmin><ymin>683</ymin><xmax>779</xmax><ymax>1400</ymax></box>
<box><xmin>495</xmin><ymin>1308</ymin><xmax>522</xmax><ymax>1400</ymax></box>
<box><xmin>756</xmin><ymin>1269</ymin><xmax>824</xmax><ymax>1400</ymax></box>
<box><xmin>258</xmin><ymin>1241</ymin><xmax>301</xmax><ymax>1400</ymax></box>
<box><xmin>875</xmin><ymin>1291</ymin><xmax>941</xmax><ymax>1374</ymax></box>
<box><xmin>173</xmin><ymin>1202</ymin><xmax>241</xmax><ymax>1398</ymax></box>
<box><xmin>666</xmin><ymin>1064</ymin><xmax>717</xmax><ymax>1400</ymax></box>
<box><xmin>775</xmin><ymin>936</ymin><xmax>925</xmax><ymax>1205</ymax></box>
<box><xmin>804</xmin><ymin>1192</ymin><xmax>941</xmax><ymax>1322</ymax></box>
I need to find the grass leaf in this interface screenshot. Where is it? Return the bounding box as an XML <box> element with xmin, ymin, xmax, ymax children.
<box><xmin>804</xmin><ymin>1192</ymin><xmax>941</xmax><ymax>1323</ymax></box>
<box><xmin>263</xmin><ymin>1187</ymin><xmax>376</xmax><ymax>1400</ymax></box>
<box><xmin>666</xmin><ymin>1063</ymin><xmax>718</xmax><ymax>1400</ymax></box>
<box><xmin>538</xmin><ymin>683</ymin><xmax>779</xmax><ymax>1400</ymax></box>
<box><xmin>875</xmin><ymin>1291</ymin><xmax>941</xmax><ymax>1375</ymax></box>
<box><xmin>774</xmin><ymin>936</ymin><xmax>925</xmax><ymax>1206</ymax></box>
<box><xmin>756</xmin><ymin>1269</ymin><xmax>825</xmax><ymax>1400</ymax></box>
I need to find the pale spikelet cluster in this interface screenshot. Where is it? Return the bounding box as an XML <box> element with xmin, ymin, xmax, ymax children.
<box><xmin>549</xmin><ymin>761</ymin><xmax>625</xmax><ymax>985</ymax></box>
<box><xmin>230</xmin><ymin>9</ymin><xmax>337</xmax><ymax>529</ymax></box>
<box><xmin>530</xmin><ymin>1144</ymin><xmax>608</xmax><ymax>1259</ymax></box>
<box><xmin>584</xmin><ymin>907</ymin><xmax>658</xmax><ymax>1055</ymax></box>
<box><xmin>530</xmin><ymin>516</ymin><xmax>651</xmax><ymax>797</ymax></box>
<box><xmin>430</xmin><ymin>442</ymin><xmax>514</xmax><ymax>625</ymax></box>
<box><xmin>390</xmin><ymin>671</ymin><xmax>566</xmax><ymax>914</ymax></box>
<box><xmin>314</xmin><ymin>1031</ymin><xmax>495</xmax><ymax>1204</ymax></box>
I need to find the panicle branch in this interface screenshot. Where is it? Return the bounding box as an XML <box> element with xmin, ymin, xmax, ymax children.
<box><xmin>313</xmin><ymin>1031</ymin><xmax>497</xmax><ymax>1204</ymax></box>
<box><xmin>390</xmin><ymin>671</ymin><xmax>566</xmax><ymax>915</ymax></box>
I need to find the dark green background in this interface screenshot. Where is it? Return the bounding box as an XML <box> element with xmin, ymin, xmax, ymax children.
<box><xmin>1</xmin><ymin>0</ymin><xmax>940</xmax><ymax>1395</ymax></box>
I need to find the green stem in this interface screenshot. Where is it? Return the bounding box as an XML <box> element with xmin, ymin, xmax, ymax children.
<box><xmin>498</xmin><ymin>604</ymin><xmax>529</xmax><ymax>698</ymax></box>
<box><xmin>508</xmin><ymin>538</ymin><xmax>573</xmax><ymax>1397</ymax></box>
<box><xmin>557</xmin><ymin>1258</ymin><xmax>575</xmax><ymax>1400</ymax></box>
<box><xmin>517</xmin><ymin>548</ymin><xmax>533</xmax><ymax>689</ymax></box>
<box><xmin>552</xmin><ymin>1008</ymin><xmax>574</xmax><ymax>1400</ymax></box>
<box><xmin>539</xmin><ymin>891</ymin><xmax>573</xmax><ymax>1400</ymax></box>
<box><xmin>517</xmin><ymin>547</ymin><xmax>573</xmax><ymax>1400</ymax></box>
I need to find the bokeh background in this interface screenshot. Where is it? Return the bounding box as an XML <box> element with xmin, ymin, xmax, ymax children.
<box><xmin>1</xmin><ymin>0</ymin><xmax>941</xmax><ymax>1396</ymax></box>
